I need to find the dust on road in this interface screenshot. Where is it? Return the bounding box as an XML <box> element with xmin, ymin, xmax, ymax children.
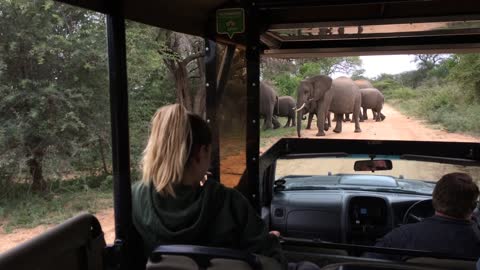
<box><xmin>1</xmin><ymin>103</ymin><xmax>478</xmax><ymax>254</ymax></box>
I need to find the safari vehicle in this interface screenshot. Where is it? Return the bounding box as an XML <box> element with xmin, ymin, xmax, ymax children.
<box><xmin>1</xmin><ymin>0</ymin><xmax>480</xmax><ymax>270</ymax></box>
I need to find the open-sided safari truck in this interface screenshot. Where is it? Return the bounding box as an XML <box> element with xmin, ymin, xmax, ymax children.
<box><xmin>1</xmin><ymin>0</ymin><xmax>480</xmax><ymax>269</ymax></box>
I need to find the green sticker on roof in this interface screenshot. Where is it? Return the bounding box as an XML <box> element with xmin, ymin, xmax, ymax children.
<box><xmin>216</xmin><ymin>8</ymin><xmax>245</xmax><ymax>39</ymax></box>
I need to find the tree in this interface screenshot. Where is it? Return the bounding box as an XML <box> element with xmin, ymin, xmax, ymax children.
<box><xmin>449</xmin><ymin>54</ymin><xmax>480</xmax><ymax>101</ymax></box>
<box><xmin>297</xmin><ymin>57</ymin><xmax>363</xmax><ymax>78</ymax></box>
<box><xmin>261</xmin><ymin>57</ymin><xmax>296</xmax><ymax>81</ymax></box>
<box><xmin>125</xmin><ymin>22</ymin><xmax>176</xmax><ymax>166</ymax></box>
<box><xmin>414</xmin><ymin>54</ymin><xmax>447</xmax><ymax>71</ymax></box>
<box><xmin>0</xmin><ymin>0</ymin><xmax>110</xmax><ymax>190</ymax></box>
<box><xmin>159</xmin><ymin>31</ymin><xmax>206</xmax><ymax>115</ymax></box>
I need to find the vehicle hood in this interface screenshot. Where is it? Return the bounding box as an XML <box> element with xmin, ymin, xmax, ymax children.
<box><xmin>281</xmin><ymin>174</ymin><xmax>435</xmax><ymax>194</ymax></box>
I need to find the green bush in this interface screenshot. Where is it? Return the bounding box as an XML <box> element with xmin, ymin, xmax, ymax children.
<box><xmin>0</xmin><ymin>176</ymin><xmax>113</xmax><ymax>232</ymax></box>
<box><xmin>384</xmin><ymin>87</ymin><xmax>418</xmax><ymax>100</ymax></box>
<box><xmin>387</xmin><ymin>83</ymin><xmax>480</xmax><ymax>136</ymax></box>
<box><xmin>373</xmin><ymin>78</ymin><xmax>401</xmax><ymax>92</ymax></box>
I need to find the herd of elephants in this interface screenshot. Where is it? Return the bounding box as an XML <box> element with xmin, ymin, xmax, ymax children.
<box><xmin>260</xmin><ymin>75</ymin><xmax>386</xmax><ymax>137</ymax></box>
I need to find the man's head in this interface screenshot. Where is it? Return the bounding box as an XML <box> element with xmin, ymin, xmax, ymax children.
<box><xmin>433</xmin><ymin>172</ymin><xmax>479</xmax><ymax>219</ymax></box>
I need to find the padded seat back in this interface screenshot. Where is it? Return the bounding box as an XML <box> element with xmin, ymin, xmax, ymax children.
<box><xmin>406</xmin><ymin>257</ymin><xmax>476</xmax><ymax>270</ymax></box>
<box><xmin>147</xmin><ymin>255</ymin><xmax>252</xmax><ymax>270</ymax></box>
<box><xmin>0</xmin><ymin>213</ymin><xmax>105</xmax><ymax>270</ymax></box>
<box><xmin>147</xmin><ymin>245</ymin><xmax>282</xmax><ymax>270</ymax></box>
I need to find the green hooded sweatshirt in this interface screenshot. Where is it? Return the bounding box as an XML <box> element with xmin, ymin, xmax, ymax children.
<box><xmin>131</xmin><ymin>180</ymin><xmax>286</xmax><ymax>267</ymax></box>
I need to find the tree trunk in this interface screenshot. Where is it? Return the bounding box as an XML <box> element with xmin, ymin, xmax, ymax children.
<box><xmin>97</xmin><ymin>135</ymin><xmax>110</xmax><ymax>175</ymax></box>
<box><xmin>173</xmin><ymin>62</ymin><xmax>193</xmax><ymax>111</ymax></box>
<box><xmin>193</xmin><ymin>56</ymin><xmax>206</xmax><ymax>116</ymax></box>
<box><xmin>27</xmin><ymin>150</ymin><xmax>46</xmax><ymax>191</ymax></box>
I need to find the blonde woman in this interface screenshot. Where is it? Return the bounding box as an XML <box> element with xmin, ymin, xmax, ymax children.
<box><xmin>131</xmin><ymin>104</ymin><xmax>286</xmax><ymax>267</ymax></box>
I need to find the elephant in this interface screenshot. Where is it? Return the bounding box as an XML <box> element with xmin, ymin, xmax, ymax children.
<box><xmin>360</xmin><ymin>87</ymin><xmax>386</xmax><ymax>121</ymax></box>
<box><xmin>327</xmin><ymin>76</ymin><xmax>362</xmax><ymax>134</ymax></box>
<box><xmin>296</xmin><ymin>75</ymin><xmax>361</xmax><ymax>136</ymax></box>
<box><xmin>354</xmin><ymin>79</ymin><xmax>374</xmax><ymax>89</ymax></box>
<box><xmin>275</xmin><ymin>96</ymin><xmax>296</xmax><ymax>127</ymax></box>
<box><xmin>260</xmin><ymin>81</ymin><xmax>281</xmax><ymax>130</ymax></box>
<box><xmin>296</xmin><ymin>75</ymin><xmax>333</xmax><ymax>137</ymax></box>
<box><xmin>338</xmin><ymin>79</ymin><xmax>374</xmax><ymax>122</ymax></box>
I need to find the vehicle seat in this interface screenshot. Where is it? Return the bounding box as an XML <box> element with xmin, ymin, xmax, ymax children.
<box><xmin>146</xmin><ymin>245</ymin><xmax>282</xmax><ymax>270</ymax></box>
<box><xmin>319</xmin><ymin>260</ymin><xmax>475</xmax><ymax>270</ymax></box>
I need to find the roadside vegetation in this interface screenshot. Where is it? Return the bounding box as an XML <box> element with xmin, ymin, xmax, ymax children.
<box><xmin>373</xmin><ymin>54</ymin><xmax>480</xmax><ymax>136</ymax></box>
<box><xmin>0</xmin><ymin>175</ymin><xmax>112</xmax><ymax>232</ymax></box>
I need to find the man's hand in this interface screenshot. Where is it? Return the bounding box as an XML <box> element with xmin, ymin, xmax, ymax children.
<box><xmin>200</xmin><ymin>171</ymin><xmax>212</xmax><ymax>186</ymax></box>
<box><xmin>269</xmin><ymin>230</ymin><xmax>281</xmax><ymax>238</ymax></box>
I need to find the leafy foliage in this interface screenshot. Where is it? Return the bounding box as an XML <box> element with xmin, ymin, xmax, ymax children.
<box><xmin>0</xmin><ymin>0</ymin><xmax>109</xmax><ymax>190</ymax></box>
<box><xmin>261</xmin><ymin>56</ymin><xmax>364</xmax><ymax>98</ymax></box>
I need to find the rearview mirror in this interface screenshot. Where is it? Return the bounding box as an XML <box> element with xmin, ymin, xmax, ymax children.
<box><xmin>354</xmin><ymin>160</ymin><xmax>392</xmax><ymax>172</ymax></box>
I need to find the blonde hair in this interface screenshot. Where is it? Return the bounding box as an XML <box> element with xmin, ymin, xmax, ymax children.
<box><xmin>141</xmin><ymin>104</ymin><xmax>192</xmax><ymax>197</ymax></box>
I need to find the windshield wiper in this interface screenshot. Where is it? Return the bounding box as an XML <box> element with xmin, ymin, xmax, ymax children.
<box><xmin>285</xmin><ymin>186</ymin><xmax>338</xmax><ymax>191</ymax></box>
<box><xmin>372</xmin><ymin>187</ymin><xmax>430</xmax><ymax>195</ymax></box>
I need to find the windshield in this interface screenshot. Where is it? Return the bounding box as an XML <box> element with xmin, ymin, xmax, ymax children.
<box><xmin>275</xmin><ymin>156</ymin><xmax>480</xmax><ymax>193</ymax></box>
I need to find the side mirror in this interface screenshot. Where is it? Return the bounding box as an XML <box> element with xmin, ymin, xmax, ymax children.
<box><xmin>354</xmin><ymin>160</ymin><xmax>392</xmax><ymax>172</ymax></box>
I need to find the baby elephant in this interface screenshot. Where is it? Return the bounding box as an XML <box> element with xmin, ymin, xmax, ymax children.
<box><xmin>275</xmin><ymin>96</ymin><xmax>296</xmax><ymax>127</ymax></box>
<box><xmin>360</xmin><ymin>88</ymin><xmax>386</xmax><ymax>121</ymax></box>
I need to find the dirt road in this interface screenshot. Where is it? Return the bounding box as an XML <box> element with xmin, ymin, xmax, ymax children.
<box><xmin>297</xmin><ymin>104</ymin><xmax>478</xmax><ymax>142</ymax></box>
<box><xmin>1</xmin><ymin>103</ymin><xmax>478</xmax><ymax>254</ymax></box>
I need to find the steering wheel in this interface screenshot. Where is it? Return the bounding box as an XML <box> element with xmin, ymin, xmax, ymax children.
<box><xmin>402</xmin><ymin>199</ymin><xmax>435</xmax><ymax>225</ymax></box>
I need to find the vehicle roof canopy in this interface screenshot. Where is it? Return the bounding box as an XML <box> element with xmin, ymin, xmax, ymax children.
<box><xmin>56</xmin><ymin>0</ymin><xmax>480</xmax><ymax>56</ymax></box>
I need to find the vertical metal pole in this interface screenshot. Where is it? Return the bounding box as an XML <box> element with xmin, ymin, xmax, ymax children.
<box><xmin>205</xmin><ymin>39</ymin><xmax>220</xmax><ymax>181</ymax></box>
<box><xmin>106</xmin><ymin>13</ymin><xmax>132</xmax><ymax>270</ymax></box>
<box><xmin>246</xmin><ymin>4</ymin><xmax>261</xmax><ymax>210</ymax></box>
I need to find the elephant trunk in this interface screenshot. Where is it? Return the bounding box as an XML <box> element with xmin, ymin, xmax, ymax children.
<box><xmin>297</xmin><ymin>107</ymin><xmax>303</xmax><ymax>137</ymax></box>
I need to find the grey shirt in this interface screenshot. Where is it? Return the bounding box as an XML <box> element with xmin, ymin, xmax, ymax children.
<box><xmin>367</xmin><ymin>215</ymin><xmax>480</xmax><ymax>260</ymax></box>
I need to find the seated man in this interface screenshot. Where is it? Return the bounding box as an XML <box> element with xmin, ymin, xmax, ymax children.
<box><xmin>367</xmin><ymin>172</ymin><xmax>480</xmax><ymax>260</ymax></box>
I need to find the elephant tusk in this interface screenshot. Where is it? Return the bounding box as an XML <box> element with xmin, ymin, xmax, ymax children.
<box><xmin>296</xmin><ymin>103</ymin><xmax>306</xmax><ymax>112</ymax></box>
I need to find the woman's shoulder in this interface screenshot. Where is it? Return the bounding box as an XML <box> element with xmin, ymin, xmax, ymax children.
<box><xmin>131</xmin><ymin>180</ymin><xmax>151</xmax><ymax>199</ymax></box>
<box><xmin>204</xmin><ymin>180</ymin><xmax>250</xmax><ymax>205</ymax></box>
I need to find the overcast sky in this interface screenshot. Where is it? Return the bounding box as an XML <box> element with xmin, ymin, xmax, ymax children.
<box><xmin>361</xmin><ymin>55</ymin><xmax>418</xmax><ymax>78</ymax></box>
<box><xmin>332</xmin><ymin>55</ymin><xmax>418</xmax><ymax>79</ymax></box>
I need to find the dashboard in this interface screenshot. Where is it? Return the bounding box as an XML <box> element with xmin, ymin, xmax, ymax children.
<box><xmin>270</xmin><ymin>189</ymin><xmax>432</xmax><ymax>245</ymax></box>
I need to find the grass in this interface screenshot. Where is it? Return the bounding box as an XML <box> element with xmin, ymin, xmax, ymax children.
<box><xmin>260</xmin><ymin>117</ymin><xmax>309</xmax><ymax>149</ymax></box>
<box><xmin>0</xmin><ymin>174</ymin><xmax>113</xmax><ymax>233</ymax></box>
<box><xmin>385</xmin><ymin>84</ymin><xmax>480</xmax><ymax>136</ymax></box>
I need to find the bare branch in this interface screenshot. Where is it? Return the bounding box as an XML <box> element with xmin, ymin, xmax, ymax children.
<box><xmin>182</xmin><ymin>52</ymin><xmax>206</xmax><ymax>65</ymax></box>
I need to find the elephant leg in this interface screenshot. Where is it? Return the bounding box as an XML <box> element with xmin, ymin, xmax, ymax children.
<box><xmin>325</xmin><ymin>112</ymin><xmax>331</xmax><ymax>131</ymax></box>
<box><xmin>380</xmin><ymin>112</ymin><xmax>386</xmax><ymax>121</ymax></box>
<box><xmin>344</xmin><ymin>113</ymin><xmax>351</xmax><ymax>122</ymax></box>
<box><xmin>362</xmin><ymin>107</ymin><xmax>368</xmax><ymax>120</ymax></box>
<box><xmin>332</xmin><ymin>113</ymin><xmax>337</xmax><ymax>122</ymax></box>
<box><xmin>333</xmin><ymin>113</ymin><xmax>342</xmax><ymax>133</ymax></box>
<box><xmin>316</xmin><ymin>110</ymin><xmax>326</xmax><ymax>136</ymax></box>
<box><xmin>284</xmin><ymin>117</ymin><xmax>291</xmax><ymax>128</ymax></box>
<box><xmin>353</xmin><ymin>109</ymin><xmax>362</xmax><ymax>133</ymax></box>
<box><xmin>292</xmin><ymin>114</ymin><xmax>296</xmax><ymax>126</ymax></box>
<box><xmin>306</xmin><ymin>113</ymin><xmax>314</xmax><ymax>129</ymax></box>
<box><xmin>272</xmin><ymin>115</ymin><xmax>281</xmax><ymax>129</ymax></box>
<box><xmin>265</xmin><ymin>113</ymin><xmax>274</xmax><ymax>130</ymax></box>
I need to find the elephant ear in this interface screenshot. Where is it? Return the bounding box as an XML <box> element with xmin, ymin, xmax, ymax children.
<box><xmin>309</xmin><ymin>75</ymin><xmax>333</xmax><ymax>101</ymax></box>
